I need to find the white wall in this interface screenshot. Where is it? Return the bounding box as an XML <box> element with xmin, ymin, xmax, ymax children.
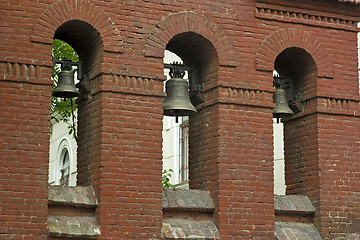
<box><xmin>162</xmin><ymin>116</ymin><xmax>181</xmax><ymax>183</ymax></box>
<box><xmin>273</xmin><ymin>121</ymin><xmax>286</xmax><ymax>195</ymax></box>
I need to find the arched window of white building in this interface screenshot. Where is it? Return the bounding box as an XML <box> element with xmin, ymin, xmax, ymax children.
<box><xmin>59</xmin><ymin>148</ymin><xmax>70</xmax><ymax>186</ymax></box>
<box><xmin>49</xmin><ymin>138</ymin><xmax>77</xmax><ymax>186</ymax></box>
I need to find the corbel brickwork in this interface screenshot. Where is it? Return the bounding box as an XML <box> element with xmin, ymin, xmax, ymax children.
<box><xmin>0</xmin><ymin>61</ymin><xmax>52</xmax><ymax>85</ymax></box>
<box><xmin>87</xmin><ymin>73</ymin><xmax>164</xmax><ymax>98</ymax></box>
<box><xmin>255</xmin><ymin>2</ymin><xmax>359</xmax><ymax>32</ymax></box>
<box><xmin>289</xmin><ymin>96</ymin><xmax>360</xmax><ymax>119</ymax></box>
<box><xmin>202</xmin><ymin>86</ymin><xmax>273</xmax><ymax>109</ymax></box>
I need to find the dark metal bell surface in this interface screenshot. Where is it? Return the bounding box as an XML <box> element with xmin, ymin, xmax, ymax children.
<box><xmin>52</xmin><ymin>70</ymin><xmax>80</xmax><ymax>98</ymax></box>
<box><xmin>163</xmin><ymin>78</ymin><xmax>197</xmax><ymax>116</ymax></box>
<box><xmin>273</xmin><ymin>88</ymin><xmax>293</xmax><ymax>115</ymax></box>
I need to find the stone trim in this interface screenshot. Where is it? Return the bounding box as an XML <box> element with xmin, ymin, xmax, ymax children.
<box><xmin>162</xmin><ymin>189</ymin><xmax>219</xmax><ymax>239</ymax></box>
<box><xmin>48</xmin><ymin>186</ymin><xmax>98</xmax><ymax>208</ymax></box>
<box><xmin>162</xmin><ymin>188</ymin><xmax>215</xmax><ymax>212</ymax></box>
<box><xmin>48</xmin><ymin>215</ymin><xmax>101</xmax><ymax>238</ymax></box>
<box><xmin>274</xmin><ymin>195</ymin><xmax>315</xmax><ymax>215</ymax></box>
<box><xmin>274</xmin><ymin>195</ymin><xmax>320</xmax><ymax>239</ymax></box>
<box><xmin>275</xmin><ymin>222</ymin><xmax>321</xmax><ymax>240</ymax></box>
<box><xmin>162</xmin><ymin>219</ymin><xmax>220</xmax><ymax>239</ymax></box>
<box><xmin>255</xmin><ymin>2</ymin><xmax>359</xmax><ymax>32</ymax></box>
<box><xmin>30</xmin><ymin>0</ymin><xmax>123</xmax><ymax>53</ymax></box>
<box><xmin>48</xmin><ymin>186</ymin><xmax>100</xmax><ymax>238</ymax></box>
<box><xmin>256</xmin><ymin>28</ymin><xmax>334</xmax><ymax>79</ymax></box>
<box><xmin>144</xmin><ymin>11</ymin><xmax>237</xmax><ymax>67</ymax></box>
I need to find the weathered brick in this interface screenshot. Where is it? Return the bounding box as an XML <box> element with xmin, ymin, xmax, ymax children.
<box><xmin>1</xmin><ymin>0</ymin><xmax>360</xmax><ymax>239</ymax></box>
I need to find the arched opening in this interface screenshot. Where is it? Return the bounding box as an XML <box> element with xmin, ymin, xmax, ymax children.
<box><xmin>273</xmin><ymin>47</ymin><xmax>318</xmax><ymax>196</ymax></box>
<box><xmin>275</xmin><ymin>47</ymin><xmax>318</xmax><ymax>101</ymax></box>
<box><xmin>167</xmin><ymin>32</ymin><xmax>218</xmax><ymax>89</ymax></box>
<box><xmin>54</xmin><ymin>20</ymin><xmax>103</xmax><ymax>77</ymax></box>
<box><xmin>49</xmin><ymin>39</ymin><xmax>79</xmax><ymax>187</ymax></box>
<box><xmin>51</xmin><ymin>20</ymin><xmax>103</xmax><ymax>186</ymax></box>
<box><xmin>164</xmin><ymin>32</ymin><xmax>219</xmax><ymax>190</ymax></box>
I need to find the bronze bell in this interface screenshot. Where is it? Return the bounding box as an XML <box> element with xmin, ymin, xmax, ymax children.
<box><xmin>273</xmin><ymin>88</ymin><xmax>293</xmax><ymax>120</ymax></box>
<box><xmin>163</xmin><ymin>78</ymin><xmax>197</xmax><ymax>117</ymax></box>
<box><xmin>52</xmin><ymin>70</ymin><xmax>80</xmax><ymax>98</ymax></box>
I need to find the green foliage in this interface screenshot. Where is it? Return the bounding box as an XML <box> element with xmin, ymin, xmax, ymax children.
<box><xmin>51</xmin><ymin>39</ymin><xmax>79</xmax><ymax>140</ymax></box>
<box><xmin>162</xmin><ymin>169</ymin><xmax>175</xmax><ymax>188</ymax></box>
<box><xmin>52</xmin><ymin>39</ymin><xmax>79</xmax><ymax>62</ymax></box>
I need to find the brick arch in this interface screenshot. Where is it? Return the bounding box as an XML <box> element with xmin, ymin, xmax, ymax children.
<box><xmin>144</xmin><ymin>11</ymin><xmax>237</xmax><ymax>67</ymax></box>
<box><xmin>30</xmin><ymin>0</ymin><xmax>123</xmax><ymax>53</ymax></box>
<box><xmin>256</xmin><ymin>28</ymin><xmax>333</xmax><ymax>78</ymax></box>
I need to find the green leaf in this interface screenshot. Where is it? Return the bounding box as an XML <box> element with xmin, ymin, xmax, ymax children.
<box><xmin>162</xmin><ymin>169</ymin><xmax>175</xmax><ymax>188</ymax></box>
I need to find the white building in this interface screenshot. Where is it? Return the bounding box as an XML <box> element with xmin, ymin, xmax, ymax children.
<box><xmin>49</xmin><ymin>112</ymin><xmax>77</xmax><ymax>186</ymax></box>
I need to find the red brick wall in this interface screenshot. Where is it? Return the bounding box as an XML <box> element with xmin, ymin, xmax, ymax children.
<box><xmin>94</xmin><ymin>89</ymin><xmax>164</xmax><ymax>238</ymax></box>
<box><xmin>217</xmin><ymin>104</ymin><xmax>275</xmax><ymax>238</ymax></box>
<box><xmin>0</xmin><ymin>0</ymin><xmax>359</xmax><ymax>239</ymax></box>
<box><xmin>255</xmin><ymin>1</ymin><xmax>360</xmax><ymax>238</ymax></box>
<box><xmin>0</xmin><ymin>80</ymin><xmax>50</xmax><ymax>239</ymax></box>
<box><xmin>0</xmin><ymin>62</ymin><xmax>51</xmax><ymax>238</ymax></box>
<box><xmin>284</xmin><ymin>115</ymin><xmax>319</xmax><ymax>197</ymax></box>
<box><xmin>77</xmin><ymin>89</ymin><xmax>103</xmax><ymax>187</ymax></box>
<box><xmin>0</xmin><ymin>2</ymin><xmax>53</xmax><ymax>238</ymax></box>
<box><xmin>317</xmin><ymin>114</ymin><xmax>360</xmax><ymax>237</ymax></box>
